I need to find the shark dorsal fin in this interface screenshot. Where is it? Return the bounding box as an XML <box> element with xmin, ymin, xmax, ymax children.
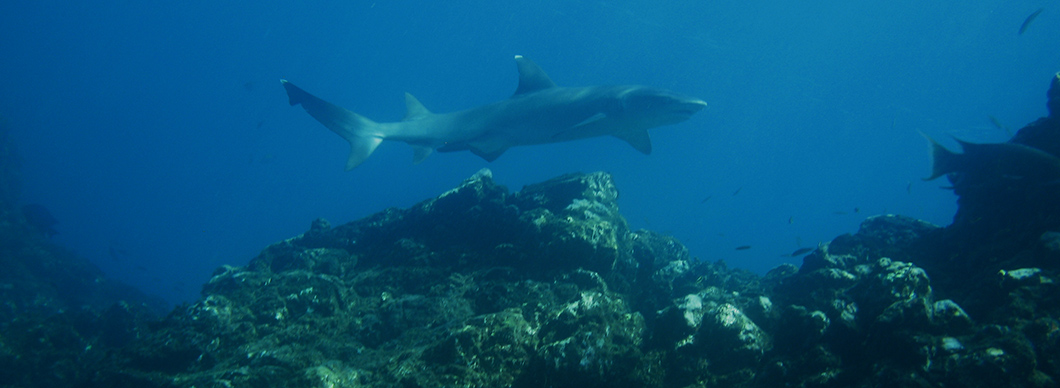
<box><xmin>403</xmin><ymin>93</ymin><xmax>432</xmax><ymax>121</ymax></box>
<box><xmin>513</xmin><ymin>55</ymin><xmax>557</xmax><ymax>96</ymax></box>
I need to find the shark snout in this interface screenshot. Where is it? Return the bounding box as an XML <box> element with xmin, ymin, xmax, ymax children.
<box><xmin>663</xmin><ymin>98</ymin><xmax>707</xmax><ymax>123</ymax></box>
<box><xmin>678</xmin><ymin>99</ymin><xmax>708</xmax><ymax>115</ymax></box>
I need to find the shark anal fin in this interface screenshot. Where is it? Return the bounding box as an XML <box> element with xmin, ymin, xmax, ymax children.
<box><xmin>612</xmin><ymin>130</ymin><xmax>653</xmax><ymax>154</ymax></box>
<box><xmin>403</xmin><ymin>93</ymin><xmax>432</xmax><ymax>120</ymax></box>
<box><xmin>513</xmin><ymin>55</ymin><xmax>557</xmax><ymax>96</ymax></box>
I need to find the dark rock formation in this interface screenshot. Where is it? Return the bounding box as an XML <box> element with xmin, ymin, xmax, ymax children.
<box><xmin>63</xmin><ymin>169</ymin><xmax>1058</xmax><ymax>388</ymax></box>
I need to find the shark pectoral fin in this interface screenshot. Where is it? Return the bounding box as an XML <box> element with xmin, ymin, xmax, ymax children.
<box><xmin>459</xmin><ymin>136</ymin><xmax>510</xmax><ymax>162</ymax></box>
<box><xmin>411</xmin><ymin>146</ymin><xmax>433</xmax><ymax>164</ymax></box>
<box><xmin>612</xmin><ymin>130</ymin><xmax>653</xmax><ymax>154</ymax></box>
<box><xmin>346</xmin><ymin>136</ymin><xmax>384</xmax><ymax>170</ymax></box>
<box><xmin>471</xmin><ymin>147</ymin><xmax>508</xmax><ymax>162</ymax></box>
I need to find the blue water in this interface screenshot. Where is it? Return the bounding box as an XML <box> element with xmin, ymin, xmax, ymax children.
<box><xmin>1</xmin><ymin>1</ymin><xmax>1055</xmax><ymax>305</ymax></box>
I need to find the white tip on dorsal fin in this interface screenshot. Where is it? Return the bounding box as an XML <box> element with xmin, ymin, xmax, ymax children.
<box><xmin>513</xmin><ymin>55</ymin><xmax>557</xmax><ymax>96</ymax></box>
<box><xmin>403</xmin><ymin>93</ymin><xmax>431</xmax><ymax>121</ymax></box>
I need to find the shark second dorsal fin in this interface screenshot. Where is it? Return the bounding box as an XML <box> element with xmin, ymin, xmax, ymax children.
<box><xmin>513</xmin><ymin>55</ymin><xmax>557</xmax><ymax>96</ymax></box>
<box><xmin>403</xmin><ymin>93</ymin><xmax>431</xmax><ymax>121</ymax></box>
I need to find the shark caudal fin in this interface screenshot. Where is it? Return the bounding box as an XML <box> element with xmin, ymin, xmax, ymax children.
<box><xmin>282</xmin><ymin>80</ymin><xmax>383</xmax><ymax>170</ymax></box>
<box><xmin>919</xmin><ymin>131</ymin><xmax>962</xmax><ymax>181</ymax></box>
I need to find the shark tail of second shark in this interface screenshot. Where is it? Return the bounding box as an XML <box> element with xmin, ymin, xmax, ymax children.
<box><xmin>282</xmin><ymin>80</ymin><xmax>383</xmax><ymax>170</ymax></box>
<box><xmin>919</xmin><ymin>131</ymin><xmax>962</xmax><ymax>181</ymax></box>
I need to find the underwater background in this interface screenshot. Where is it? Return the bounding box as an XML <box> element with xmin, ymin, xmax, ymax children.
<box><xmin>1</xmin><ymin>0</ymin><xmax>1056</xmax><ymax>306</ymax></box>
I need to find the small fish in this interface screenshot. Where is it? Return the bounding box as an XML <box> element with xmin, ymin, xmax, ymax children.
<box><xmin>988</xmin><ymin>116</ymin><xmax>1014</xmax><ymax>137</ymax></box>
<box><xmin>854</xmin><ymin>207</ymin><xmax>860</xmax><ymax>213</ymax></box>
<box><xmin>700</xmin><ymin>195</ymin><xmax>713</xmax><ymax>204</ymax></box>
<box><xmin>906</xmin><ymin>181</ymin><xmax>912</xmax><ymax>194</ymax></box>
<box><xmin>732</xmin><ymin>186</ymin><xmax>743</xmax><ymax>196</ymax></box>
<box><xmin>735</xmin><ymin>245</ymin><xmax>751</xmax><ymax>251</ymax></box>
<box><xmin>1020</xmin><ymin>8</ymin><xmax>1044</xmax><ymax>35</ymax></box>
<box><xmin>788</xmin><ymin>216</ymin><xmax>794</xmax><ymax>224</ymax></box>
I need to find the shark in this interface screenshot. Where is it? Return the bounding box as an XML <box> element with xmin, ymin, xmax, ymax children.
<box><xmin>281</xmin><ymin>55</ymin><xmax>707</xmax><ymax>170</ymax></box>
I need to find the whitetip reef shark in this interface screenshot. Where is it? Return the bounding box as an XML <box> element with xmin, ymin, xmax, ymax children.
<box><xmin>282</xmin><ymin>55</ymin><xmax>707</xmax><ymax>170</ymax></box>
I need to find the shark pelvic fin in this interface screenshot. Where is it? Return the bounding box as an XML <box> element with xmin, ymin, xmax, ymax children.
<box><xmin>411</xmin><ymin>146</ymin><xmax>433</xmax><ymax>164</ymax></box>
<box><xmin>281</xmin><ymin>80</ymin><xmax>384</xmax><ymax>170</ymax></box>
<box><xmin>612</xmin><ymin>130</ymin><xmax>653</xmax><ymax>154</ymax></box>
<box><xmin>403</xmin><ymin>93</ymin><xmax>432</xmax><ymax>120</ymax></box>
<box><xmin>513</xmin><ymin>55</ymin><xmax>557</xmax><ymax>96</ymax></box>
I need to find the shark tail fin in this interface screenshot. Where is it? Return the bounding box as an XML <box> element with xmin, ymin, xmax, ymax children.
<box><xmin>919</xmin><ymin>131</ymin><xmax>961</xmax><ymax>181</ymax></box>
<box><xmin>282</xmin><ymin>80</ymin><xmax>384</xmax><ymax>170</ymax></box>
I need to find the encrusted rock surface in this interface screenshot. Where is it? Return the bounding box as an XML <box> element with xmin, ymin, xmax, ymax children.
<box><xmin>6</xmin><ymin>167</ymin><xmax>1043</xmax><ymax>388</ymax></box>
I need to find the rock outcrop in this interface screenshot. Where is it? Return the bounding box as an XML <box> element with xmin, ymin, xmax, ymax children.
<box><xmin>49</xmin><ymin>168</ymin><xmax>1056</xmax><ymax>388</ymax></box>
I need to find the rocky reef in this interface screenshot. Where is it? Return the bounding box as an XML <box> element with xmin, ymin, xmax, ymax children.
<box><xmin>4</xmin><ymin>77</ymin><xmax>1060</xmax><ymax>387</ymax></box>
